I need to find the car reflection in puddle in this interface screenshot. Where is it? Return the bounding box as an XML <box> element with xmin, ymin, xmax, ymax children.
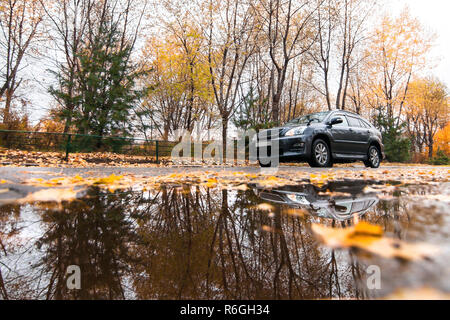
<box><xmin>252</xmin><ymin>181</ymin><xmax>379</xmax><ymax>221</ymax></box>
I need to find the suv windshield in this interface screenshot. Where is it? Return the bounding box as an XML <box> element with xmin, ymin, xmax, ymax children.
<box><xmin>286</xmin><ymin>112</ymin><xmax>331</xmax><ymax>126</ymax></box>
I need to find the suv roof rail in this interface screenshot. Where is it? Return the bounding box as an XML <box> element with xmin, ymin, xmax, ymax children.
<box><xmin>331</xmin><ymin>110</ymin><xmax>360</xmax><ymax>117</ymax></box>
<box><xmin>344</xmin><ymin>111</ymin><xmax>360</xmax><ymax>116</ymax></box>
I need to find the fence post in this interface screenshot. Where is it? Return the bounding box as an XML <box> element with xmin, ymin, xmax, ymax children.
<box><xmin>155</xmin><ymin>140</ymin><xmax>159</xmax><ymax>164</ymax></box>
<box><xmin>64</xmin><ymin>134</ymin><xmax>72</xmax><ymax>161</ymax></box>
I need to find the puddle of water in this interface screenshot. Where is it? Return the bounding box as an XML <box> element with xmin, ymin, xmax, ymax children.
<box><xmin>0</xmin><ymin>181</ymin><xmax>449</xmax><ymax>300</ymax></box>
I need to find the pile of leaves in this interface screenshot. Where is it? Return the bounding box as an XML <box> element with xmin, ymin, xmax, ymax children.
<box><xmin>3</xmin><ymin>149</ymin><xmax>449</xmax><ymax>168</ymax></box>
<box><xmin>0</xmin><ymin>149</ymin><xmax>160</xmax><ymax>167</ymax></box>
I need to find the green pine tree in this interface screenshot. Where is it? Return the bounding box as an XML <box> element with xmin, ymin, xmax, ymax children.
<box><xmin>376</xmin><ymin>114</ymin><xmax>411</xmax><ymax>163</ymax></box>
<box><xmin>50</xmin><ymin>20</ymin><xmax>145</xmax><ymax>150</ymax></box>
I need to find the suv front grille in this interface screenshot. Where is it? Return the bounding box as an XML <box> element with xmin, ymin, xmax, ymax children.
<box><xmin>258</xmin><ymin>129</ymin><xmax>284</xmax><ymax>140</ymax></box>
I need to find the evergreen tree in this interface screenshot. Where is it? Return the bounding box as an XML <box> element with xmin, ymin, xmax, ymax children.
<box><xmin>233</xmin><ymin>88</ymin><xmax>274</xmax><ymax>132</ymax></box>
<box><xmin>50</xmin><ymin>19</ymin><xmax>145</xmax><ymax>148</ymax></box>
<box><xmin>376</xmin><ymin>114</ymin><xmax>411</xmax><ymax>163</ymax></box>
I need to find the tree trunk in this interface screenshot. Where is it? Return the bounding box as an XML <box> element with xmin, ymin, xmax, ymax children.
<box><xmin>428</xmin><ymin>135</ymin><xmax>434</xmax><ymax>159</ymax></box>
<box><xmin>272</xmin><ymin>67</ymin><xmax>288</xmax><ymax>126</ymax></box>
<box><xmin>222</xmin><ymin>115</ymin><xmax>228</xmax><ymax>164</ymax></box>
<box><xmin>272</xmin><ymin>94</ymin><xmax>281</xmax><ymax>125</ymax></box>
<box><xmin>341</xmin><ymin>63</ymin><xmax>351</xmax><ymax>110</ymax></box>
<box><xmin>3</xmin><ymin>89</ymin><xmax>12</xmax><ymax>127</ymax></box>
<box><xmin>324</xmin><ymin>73</ymin><xmax>332</xmax><ymax>110</ymax></box>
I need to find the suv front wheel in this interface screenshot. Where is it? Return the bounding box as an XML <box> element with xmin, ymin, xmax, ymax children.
<box><xmin>310</xmin><ymin>139</ymin><xmax>333</xmax><ymax>168</ymax></box>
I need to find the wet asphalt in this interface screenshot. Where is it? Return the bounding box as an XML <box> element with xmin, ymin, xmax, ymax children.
<box><xmin>1</xmin><ymin>165</ymin><xmax>448</xmax><ymax>184</ymax></box>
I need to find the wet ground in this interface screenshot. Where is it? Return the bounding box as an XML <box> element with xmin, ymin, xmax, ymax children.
<box><xmin>0</xmin><ymin>167</ymin><xmax>449</xmax><ymax>300</ymax></box>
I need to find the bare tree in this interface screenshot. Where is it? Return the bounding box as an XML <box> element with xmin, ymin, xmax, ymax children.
<box><xmin>309</xmin><ymin>0</ymin><xmax>374</xmax><ymax>111</ymax></box>
<box><xmin>335</xmin><ymin>0</ymin><xmax>373</xmax><ymax>110</ymax></box>
<box><xmin>0</xmin><ymin>0</ymin><xmax>44</xmax><ymax>126</ymax></box>
<box><xmin>259</xmin><ymin>0</ymin><xmax>319</xmax><ymax>125</ymax></box>
<box><xmin>203</xmin><ymin>0</ymin><xmax>258</xmax><ymax>152</ymax></box>
<box><xmin>308</xmin><ymin>0</ymin><xmax>337</xmax><ymax>110</ymax></box>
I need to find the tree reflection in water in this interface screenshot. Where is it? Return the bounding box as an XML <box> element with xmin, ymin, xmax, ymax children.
<box><xmin>0</xmin><ymin>183</ymin><xmax>445</xmax><ymax>300</ymax></box>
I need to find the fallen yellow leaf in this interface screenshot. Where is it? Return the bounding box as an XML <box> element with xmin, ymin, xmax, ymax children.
<box><xmin>21</xmin><ymin>188</ymin><xmax>81</xmax><ymax>203</ymax></box>
<box><xmin>93</xmin><ymin>174</ymin><xmax>124</xmax><ymax>185</ymax></box>
<box><xmin>257</xmin><ymin>203</ymin><xmax>275</xmax><ymax>212</ymax></box>
<box><xmin>233</xmin><ymin>184</ymin><xmax>248</xmax><ymax>191</ymax></box>
<box><xmin>262</xmin><ymin>225</ymin><xmax>275</xmax><ymax>232</ymax></box>
<box><xmin>285</xmin><ymin>208</ymin><xmax>306</xmax><ymax>217</ymax></box>
<box><xmin>352</xmin><ymin>221</ymin><xmax>383</xmax><ymax>237</ymax></box>
<box><xmin>311</xmin><ymin>222</ymin><xmax>439</xmax><ymax>261</ymax></box>
<box><xmin>384</xmin><ymin>288</ymin><xmax>450</xmax><ymax>300</ymax></box>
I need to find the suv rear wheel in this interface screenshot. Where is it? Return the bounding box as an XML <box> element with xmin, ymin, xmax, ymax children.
<box><xmin>258</xmin><ymin>159</ymin><xmax>272</xmax><ymax>168</ymax></box>
<box><xmin>310</xmin><ymin>139</ymin><xmax>333</xmax><ymax>168</ymax></box>
<box><xmin>364</xmin><ymin>146</ymin><xmax>381</xmax><ymax>168</ymax></box>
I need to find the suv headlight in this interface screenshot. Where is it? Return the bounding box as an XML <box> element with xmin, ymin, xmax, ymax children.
<box><xmin>285</xmin><ymin>127</ymin><xmax>306</xmax><ymax>137</ymax></box>
<box><xmin>287</xmin><ymin>194</ymin><xmax>310</xmax><ymax>205</ymax></box>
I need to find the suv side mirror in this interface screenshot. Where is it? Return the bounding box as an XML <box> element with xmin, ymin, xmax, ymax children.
<box><xmin>327</xmin><ymin>117</ymin><xmax>343</xmax><ymax>126</ymax></box>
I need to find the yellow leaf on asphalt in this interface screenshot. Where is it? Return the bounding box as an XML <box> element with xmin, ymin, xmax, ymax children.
<box><xmin>72</xmin><ymin>175</ymin><xmax>84</xmax><ymax>182</ymax></box>
<box><xmin>93</xmin><ymin>174</ymin><xmax>124</xmax><ymax>185</ymax></box>
<box><xmin>204</xmin><ymin>178</ymin><xmax>218</xmax><ymax>188</ymax></box>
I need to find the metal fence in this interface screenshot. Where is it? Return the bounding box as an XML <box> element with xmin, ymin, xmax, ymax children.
<box><xmin>0</xmin><ymin>130</ymin><xmax>177</xmax><ymax>163</ymax></box>
<box><xmin>0</xmin><ymin>130</ymin><xmax>248</xmax><ymax>164</ymax></box>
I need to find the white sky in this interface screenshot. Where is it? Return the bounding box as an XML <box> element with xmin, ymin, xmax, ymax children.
<box><xmin>21</xmin><ymin>0</ymin><xmax>450</xmax><ymax>124</ymax></box>
<box><xmin>390</xmin><ymin>0</ymin><xmax>450</xmax><ymax>87</ymax></box>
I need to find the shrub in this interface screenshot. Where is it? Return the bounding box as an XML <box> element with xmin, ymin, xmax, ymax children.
<box><xmin>429</xmin><ymin>149</ymin><xmax>450</xmax><ymax>165</ymax></box>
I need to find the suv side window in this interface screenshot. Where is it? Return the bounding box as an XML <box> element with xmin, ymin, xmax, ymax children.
<box><xmin>334</xmin><ymin>115</ymin><xmax>349</xmax><ymax>127</ymax></box>
<box><xmin>347</xmin><ymin>116</ymin><xmax>362</xmax><ymax>127</ymax></box>
<box><xmin>360</xmin><ymin>119</ymin><xmax>372</xmax><ymax>129</ymax></box>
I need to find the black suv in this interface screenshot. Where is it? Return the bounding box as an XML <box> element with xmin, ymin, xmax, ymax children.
<box><xmin>254</xmin><ymin>110</ymin><xmax>384</xmax><ymax>168</ymax></box>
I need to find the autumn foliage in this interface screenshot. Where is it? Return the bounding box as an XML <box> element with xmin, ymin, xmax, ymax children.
<box><xmin>0</xmin><ymin>0</ymin><xmax>448</xmax><ymax>164</ymax></box>
<box><xmin>434</xmin><ymin>123</ymin><xmax>450</xmax><ymax>156</ymax></box>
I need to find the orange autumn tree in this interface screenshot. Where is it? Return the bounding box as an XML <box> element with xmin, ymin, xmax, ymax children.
<box><xmin>365</xmin><ymin>8</ymin><xmax>434</xmax><ymax>124</ymax></box>
<box><xmin>405</xmin><ymin>78</ymin><xmax>449</xmax><ymax>159</ymax></box>
<box><xmin>139</xmin><ymin>23</ymin><xmax>214</xmax><ymax>140</ymax></box>
<box><xmin>433</xmin><ymin>123</ymin><xmax>450</xmax><ymax>156</ymax></box>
